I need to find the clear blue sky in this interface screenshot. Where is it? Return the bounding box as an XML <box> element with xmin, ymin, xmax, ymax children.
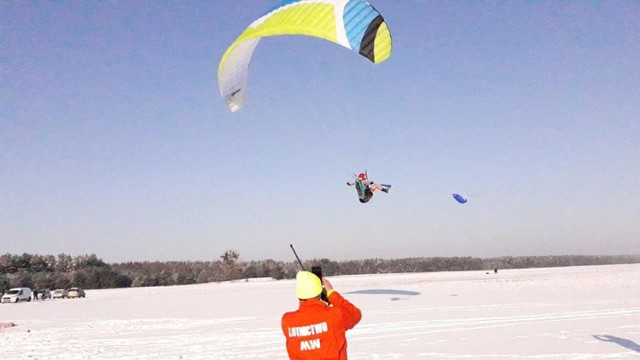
<box><xmin>2</xmin><ymin>1</ymin><xmax>638</xmax><ymax>263</ymax></box>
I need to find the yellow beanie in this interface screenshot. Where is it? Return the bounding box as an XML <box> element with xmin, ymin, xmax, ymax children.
<box><xmin>295</xmin><ymin>271</ymin><xmax>322</xmax><ymax>299</ymax></box>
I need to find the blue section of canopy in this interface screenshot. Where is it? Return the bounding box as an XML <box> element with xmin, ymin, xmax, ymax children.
<box><xmin>344</xmin><ymin>0</ymin><xmax>379</xmax><ymax>51</ymax></box>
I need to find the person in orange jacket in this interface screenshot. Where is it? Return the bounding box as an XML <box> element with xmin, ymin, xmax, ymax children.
<box><xmin>282</xmin><ymin>271</ymin><xmax>362</xmax><ymax>359</ymax></box>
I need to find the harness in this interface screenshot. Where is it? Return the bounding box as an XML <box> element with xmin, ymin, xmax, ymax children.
<box><xmin>355</xmin><ymin>179</ymin><xmax>372</xmax><ymax>203</ymax></box>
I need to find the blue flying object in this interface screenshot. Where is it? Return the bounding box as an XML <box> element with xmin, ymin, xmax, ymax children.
<box><xmin>453</xmin><ymin>193</ymin><xmax>467</xmax><ymax>204</ymax></box>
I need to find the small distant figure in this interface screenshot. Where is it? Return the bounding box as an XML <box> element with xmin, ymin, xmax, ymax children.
<box><xmin>494</xmin><ymin>268</ymin><xmax>498</xmax><ymax>274</ymax></box>
<box><xmin>33</xmin><ymin>290</ymin><xmax>38</xmax><ymax>301</ymax></box>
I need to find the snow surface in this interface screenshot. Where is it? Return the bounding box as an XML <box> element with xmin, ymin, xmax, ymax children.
<box><xmin>1</xmin><ymin>264</ymin><xmax>639</xmax><ymax>359</ymax></box>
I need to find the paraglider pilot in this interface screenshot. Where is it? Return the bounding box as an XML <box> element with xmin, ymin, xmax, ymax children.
<box><xmin>347</xmin><ymin>172</ymin><xmax>391</xmax><ymax>203</ymax></box>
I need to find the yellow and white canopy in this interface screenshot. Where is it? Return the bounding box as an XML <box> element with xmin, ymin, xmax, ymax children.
<box><xmin>217</xmin><ymin>0</ymin><xmax>392</xmax><ymax>112</ymax></box>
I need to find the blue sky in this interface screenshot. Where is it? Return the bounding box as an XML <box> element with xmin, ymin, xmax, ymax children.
<box><xmin>1</xmin><ymin>1</ymin><xmax>638</xmax><ymax>263</ymax></box>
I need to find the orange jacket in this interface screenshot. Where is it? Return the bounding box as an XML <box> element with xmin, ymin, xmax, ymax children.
<box><xmin>282</xmin><ymin>291</ymin><xmax>362</xmax><ymax>360</ymax></box>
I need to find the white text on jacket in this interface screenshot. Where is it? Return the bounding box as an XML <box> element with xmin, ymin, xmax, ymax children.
<box><xmin>288</xmin><ymin>322</ymin><xmax>329</xmax><ymax>337</ymax></box>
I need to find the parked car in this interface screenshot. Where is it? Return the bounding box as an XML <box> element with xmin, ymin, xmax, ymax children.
<box><xmin>67</xmin><ymin>287</ymin><xmax>85</xmax><ymax>298</ymax></box>
<box><xmin>1</xmin><ymin>288</ymin><xmax>33</xmax><ymax>303</ymax></box>
<box><xmin>36</xmin><ymin>289</ymin><xmax>52</xmax><ymax>300</ymax></box>
<box><xmin>52</xmin><ymin>289</ymin><xmax>68</xmax><ymax>299</ymax></box>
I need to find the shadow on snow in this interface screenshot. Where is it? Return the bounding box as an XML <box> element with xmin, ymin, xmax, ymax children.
<box><xmin>345</xmin><ymin>289</ymin><xmax>421</xmax><ymax>296</ymax></box>
<box><xmin>593</xmin><ymin>335</ymin><xmax>640</xmax><ymax>353</ymax></box>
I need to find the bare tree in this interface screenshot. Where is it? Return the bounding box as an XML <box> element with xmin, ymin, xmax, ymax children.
<box><xmin>220</xmin><ymin>250</ymin><xmax>241</xmax><ymax>281</ymax></box>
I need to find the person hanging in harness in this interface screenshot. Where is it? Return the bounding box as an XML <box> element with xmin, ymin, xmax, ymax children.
<box><xmin>346</xmin><ymin>172</ymin><xmax>391</xmax><ymax>203</ymax></box>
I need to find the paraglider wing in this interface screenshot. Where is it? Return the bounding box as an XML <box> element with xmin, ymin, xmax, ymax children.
<box><xmin>217</xmin><ymin>0</ymin><xmax>393</xmax><ymax>112</ymax></box>
<box><xmin>453</xmin><ymin>193</ymin><xmax>467</xmax><ymax>204</ymax></box>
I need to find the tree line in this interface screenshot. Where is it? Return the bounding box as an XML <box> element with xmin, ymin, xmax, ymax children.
<box><xmin>0</xmin><ymin>253</ymin><xmax>132</xmax><ymax>293</ymax></box>
<box><xmin>2</xmin><ymin>251</ymin><xmax>639</xmax><ymax>292</ymax></box>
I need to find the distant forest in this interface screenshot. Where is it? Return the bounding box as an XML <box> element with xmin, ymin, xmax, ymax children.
<box><xmin>1</xmin><ymin>251</ymin><xmax>639</xmax><ymax>292</ymax></box>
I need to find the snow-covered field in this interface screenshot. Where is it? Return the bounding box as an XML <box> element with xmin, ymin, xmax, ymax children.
<box><xmin>1</xmin><ymin>264</ymin><xmax>639</xmax><ymax>359</ymax></box>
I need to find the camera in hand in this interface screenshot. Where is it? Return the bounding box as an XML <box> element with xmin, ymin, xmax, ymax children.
<box><xmin>311</xmin><ymin>266</ymin><xmax>329</xmax><ymax>303</ymax></box>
